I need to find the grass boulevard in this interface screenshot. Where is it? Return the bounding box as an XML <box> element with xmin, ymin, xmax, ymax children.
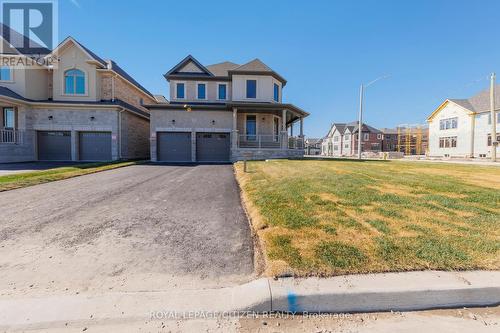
<box><xmin>235</xmin><ymin>159</ymin><xmax>500</xmax><ymax>276</ymax></box>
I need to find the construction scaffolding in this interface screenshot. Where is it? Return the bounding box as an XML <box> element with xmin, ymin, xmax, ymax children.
<box><xmin>396</xmin><ymin>124</ymin><xmax>429</xmax><ymax>156</ymax></box>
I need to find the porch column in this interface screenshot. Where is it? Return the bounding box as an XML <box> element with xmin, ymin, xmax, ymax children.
<box><xmin>232</xmin><ymin>107</ymin><xmax>238</xmax><ymax>149</ymax></box>
<box><xmin>299</xmin><ymin>117</ymin><xmax>304</xmax><ymax>137</ymax></box>
<box><xmin>281</xmin><ymin>109</ymin><xmax>288</xmax><ymax>149</ymax></box>
<box><xmin>290</xmin><ymin>122</ymin><xmax>294</xmax><ymax>136</ymax></box>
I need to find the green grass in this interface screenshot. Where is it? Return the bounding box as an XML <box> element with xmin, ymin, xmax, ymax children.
<box><xmin>236</xmin><ymin>159</ymin><xmax>500</xmax><ymax>276</ymax></box>
<box><xmin>0</xmin><ymin>160</ymin><xmax>143</xmax><ymax>192</ymax></box>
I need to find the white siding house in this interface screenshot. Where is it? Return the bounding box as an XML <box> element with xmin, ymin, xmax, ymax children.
<box><xmin>427</xmin><ymin>85</ymin><xmax>500</xmax><ymax>158</ymax></box>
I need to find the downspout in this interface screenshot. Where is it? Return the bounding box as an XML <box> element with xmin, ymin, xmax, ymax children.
<box><xmin>470</xmin><ymin>113</ymin><xmax>475</xmax><ymax>158</ymax></box>
<box><xmin>118</xmin><ymin>108</ymin><xmax>126</xmax><ymax>160</ymax></box>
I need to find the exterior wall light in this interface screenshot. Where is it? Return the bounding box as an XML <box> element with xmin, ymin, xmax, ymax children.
<box><xmin>90</xmin><ymin>116</ymin><xmax>95</xmax><ymax>121</ymax></box>
<box><xmin>48</xmin><ymin>115</ymin><xmax>53</xmax><ymax>120</ymax></box>
<box><xmin>172</xmin><ymin>119</ymin><xmax>176</xmax><ymax>124</ymax></box>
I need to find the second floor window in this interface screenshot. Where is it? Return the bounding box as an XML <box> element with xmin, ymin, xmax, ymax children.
<box><xmin>273</xmin><ymin>83</ymin><xmax>279</xmax><ymax>102</ymax></box>
<box><xmin>176</xmin><ymin>83</ymin><xmax>185</xmax><ymax>99</ymax></box>
<box><xmin>64</xmin><ymin>69</ymin><xmax>85</xmax><ymax>95</ymax></box>
<box><xmin>246</xmin><ymin>80</ymin><xmax>256</xmax><ymax>98</ymax></box>
<box><xmin>197</xmin><ymin>83</ymin><xmax>206</xmax><ymax>99</ymax></box>
<box><xmin>364</xmin><ymin>133</ymin><xmax>369</xmax><ymax>141</ymax></box>
<box><xmin>439</xmin><ymin>117</ymin><xmax>458</xmax><ymax>130</ymax></box>
<box><xmin>218</xmin><ymin>84</ymin><xmax>227</xmax><ymax>100</ymax></box>
<box><xmin>0</xmin><ymin>66</ymin><xmax>12</xmax><ymax>81</ymax></box>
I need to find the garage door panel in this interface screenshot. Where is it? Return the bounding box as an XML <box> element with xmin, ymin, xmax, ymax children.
<box><xmin>196</xmin><ymin>132</ymin><xmax>230</xmax><ymax>162</ymax></box>
<box><xmin>157</xmin><ymin>132</ymin><xmax>192</xmax><ymax>162</ymax></box>
<box><xmin>79</xmin><ymin>132</ymin><xmax>112</xmax><ymax>161</ymax></box>
<box><xmin>37</xmin><ymin>131</ymin><xmax>72</xmax><ymax>161</ymax></box>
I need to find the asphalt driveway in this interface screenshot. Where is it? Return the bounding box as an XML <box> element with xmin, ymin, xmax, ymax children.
<box><xmin>0</xmin><ymin>164</ymin><xmax>254</xmax><ymax>297</ymax></box>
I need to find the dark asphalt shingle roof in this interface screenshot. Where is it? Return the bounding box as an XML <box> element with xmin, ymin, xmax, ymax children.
<box><xmin>0</xmin><ymin>86</ymin><xmax>149</xmax><ymax>118</ymax></box>
<box><xmin>205</xmin><ymin>61</ymin><xmax>240</xmax><ymax>76</ymax></box>
<box><xmin>109</xmin><ymin>60</ymin><xmax>154</xmax><ymax>98</ymax></box>
<box><xmin>449</xmin><ymin>84</ymin><xmax>500</xmax><ymax>113</ymax></box>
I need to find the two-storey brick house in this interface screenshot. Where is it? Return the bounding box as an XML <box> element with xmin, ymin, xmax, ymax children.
<box><xmin>0</xmin><ymin>35</ymin><xmax>157</xmax><ymax>163</ymax></box>
<box><xmin>147</xmin><ymin>55</ymin><xmax>309</xmax><ymax>162</ymax></box>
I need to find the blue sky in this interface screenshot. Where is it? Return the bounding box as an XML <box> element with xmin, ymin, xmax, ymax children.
<box><xmin>58</xmin><ymin>0</ymin><xmax>500</xmax><ymax>137</ymax></box>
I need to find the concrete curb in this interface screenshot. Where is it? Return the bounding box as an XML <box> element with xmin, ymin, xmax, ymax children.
<box><xmin>1</xmin><ymin>271</ymin><xmax>499</xmax><ymax>329</ymax></box>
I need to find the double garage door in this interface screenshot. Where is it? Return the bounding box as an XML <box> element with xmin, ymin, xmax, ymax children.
<box><xmin>37</xmin><ymin>131</ymin><xmax>111</xmax><ymax>161</ymax></box>
<box><xmin>157</xmin><ymin>132</ymin><xmax>230</xmax><ymax>162</ymax></box>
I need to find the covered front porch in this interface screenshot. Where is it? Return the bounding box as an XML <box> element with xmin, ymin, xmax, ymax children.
<box><xmin>229</xmin><ymin>102</ymin><xmax>307</xmax><ymax>161</ymax></box>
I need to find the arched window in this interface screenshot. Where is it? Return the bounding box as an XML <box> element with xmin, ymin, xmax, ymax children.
<box><xmin>64</xmin><ymin>69</ymin><xmax>85</xmax><ymax>94</ymax></box>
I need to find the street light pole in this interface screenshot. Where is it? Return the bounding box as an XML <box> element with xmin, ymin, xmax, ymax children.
<box><xmin>357</xmin><ymin>75</ymin><xmax>390</xmax><ymax>160</ymax></box>
<box><xmin>490</xmin><ymin>72</ymin><xmax>497</xmax><ymax>162</ymax></box>
<box><xmin>357</xmin><ymin>84</ymin><xmax>364</xmax><ymax>159</ymax></box>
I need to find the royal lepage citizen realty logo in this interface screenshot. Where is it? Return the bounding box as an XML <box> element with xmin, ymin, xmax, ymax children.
<box><xmin>0</xmin><ymin>0</ymin><xmax>58</xmax><ymax>67</ymax></box>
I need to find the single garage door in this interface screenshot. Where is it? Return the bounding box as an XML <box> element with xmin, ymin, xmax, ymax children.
<box><xmin>37</xmin><ymin>131</ymin><xmax>71</xmax><ymax>161</ymax></box>
<box><xmin>157</xmin><ymin>132</ymin><xmax>192</xmax><ymax>162</ymax></box>
<box><xmin>79</xmin><ymin>132</ymin><xmax>112</xmax><ymax>161</ymax></box>
<box><xmin>196</xmin><ymin>132</ymin><xmax>230</xmax><ymax>162</ymax></box>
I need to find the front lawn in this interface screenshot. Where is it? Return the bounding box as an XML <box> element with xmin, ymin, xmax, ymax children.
<box><xmin>235</xmin><ymin>159</ymin><xmax>500</xmax><ymax>276</ymax></box>
<box><xmin>0</xmin><ymin>160</ymin><xmax>143</xmax><ymax>192</ymax></box>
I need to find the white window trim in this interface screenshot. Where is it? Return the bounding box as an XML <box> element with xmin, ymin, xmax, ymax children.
<box><xmin>0</xmin><ymin>66</ymin><xmax>14</xmax><ymax>83</ymax></box>
<box><xmin>61</xmin><ymin>67</ymin><xmax>89</xmax><ymax>97</ymax></box>
<box><xmin>216</xmin><ymin>82</ymin><xmax>228</xmax><ymax>101</ymax></box>
<box><xmin>273</xmin><ymin>81</ymin><xmax>280</xmax><ymax>103</ymax></box>
<box><xmin>363</xmin><ymin>133</ymin><xmax>369</xmax><ymax>141</ymax></box>
<box><xmin>175</xmin><ymin>81</ymin><xmax>187</xmax><ymax>100</ymax></box>
<box><xmin>3</xmin><ymin>107</ymin><xmax>15</xmax><ymax>129</ymax></box>
<box><xmin>196</xmin><ymin>82</ymin><xmax>207</xmax><ymax>100</ymax></box>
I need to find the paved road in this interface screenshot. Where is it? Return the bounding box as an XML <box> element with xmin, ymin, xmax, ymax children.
<box><xmin>0</xmin><ymin>164</ymin><xmax>254</xmax><ymax>297</ymax></box>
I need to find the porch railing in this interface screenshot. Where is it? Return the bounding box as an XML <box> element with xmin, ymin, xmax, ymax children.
<box><xmin>288</xmin><ymin>136</ymin><xmax>304</xmax><ymax>149</ymax></box>
<box><xmin>0</xmin><ymin>129</ymin><xmax>24</xmax><ymax>144</ymax></box>
<box><xmin>237</xmin><ymin>134</ymin><xmax>304</xmax><ymax>150</ymax></box>
<box><xmin>238</xmin><ymin>134</ymin><xmax>281</xmax><ymax>149</ymax></box>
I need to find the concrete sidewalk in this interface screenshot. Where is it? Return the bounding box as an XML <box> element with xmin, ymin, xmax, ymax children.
<box><xmin>1</xmin><ymin>271</ymin><xmax>499</xmax><ymax>330</ymax></box>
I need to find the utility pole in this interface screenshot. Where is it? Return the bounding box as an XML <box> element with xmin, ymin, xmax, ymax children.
<box><xmin>357</xmin><ymin>84</ymin><xmax>364</xmax><ymax>159</ymax></box>
<box><xmin>491</xmin><ymin>73</ymin><xmax>497</xmax><ymax>162</ymax></box>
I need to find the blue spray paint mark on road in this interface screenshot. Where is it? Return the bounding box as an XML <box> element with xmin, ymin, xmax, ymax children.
<box><xmin>287</xmin><ymin>290</ymin><xmax>300</xmax><ymax>313</ymax></box>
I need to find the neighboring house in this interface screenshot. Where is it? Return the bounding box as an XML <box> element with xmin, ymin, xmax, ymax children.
<box><xmin>304</xmin><ymin>138</ymin><xmax>322</xmax><ymax>155</ymax></box>
<box><xmin>380</xmin><ymin>128</ymin><xmax>399</xmax><ymax>152</ymax></box>
<box><xmin>146</xmin><ymin>55</ymin><xmax>308</xmax><ymax>162</ymax></box>
<box><xmin>427</xmin><ymin>85</ymin><xmax>500</xmax><ymax>158</ymax></box>
<box><xmin>0</xmin><ymin>33</ymin><xmax>156</xmax><ymax>163</ymax></box>
<box><xmin>380</xmin><ymin>127</ymin><xmax>429</xmax><ymax>155</ymax></box>
<box><xmin>322</xmin><ymin>121</ymin><xmax>382</xmax><ymax>156</ymax></box>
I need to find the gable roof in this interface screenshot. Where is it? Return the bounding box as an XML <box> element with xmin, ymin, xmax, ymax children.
<box><xmin>326</xmin><ymin>123</ymin><xmax>346</xmax><ymax>137</ymax></box>
<box><xmin>229</xmin><ymin>58</ymin><xmax>287</xmax><ymax>86</ymax></box>
<box><xmin>50</xmin><ymin>37</ymin><xmax>107</xmax><ymax>67</ymax></box>
<box><xmin>347</xmin><ymin>121</ymin><xmax>382</xmax><ymax>134</ymax></box>
<box><xmin>49</xmin><ymin>37</ymin><xmax>154</xmax><ymax>98</ymax></box>
<box><xmin>428</xmin><ymin>85</ymin><xmax>500</xmax><ymax>121</ymax></box>
<box><xmin>205</xmin><ymin>61</ymin><xmax>240</xmax><ymax>76</ymax></box>
<box><xmin>164</xmin><ymin>55</ymin><xmax>214</xmax><ymax>77</ymax></box>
